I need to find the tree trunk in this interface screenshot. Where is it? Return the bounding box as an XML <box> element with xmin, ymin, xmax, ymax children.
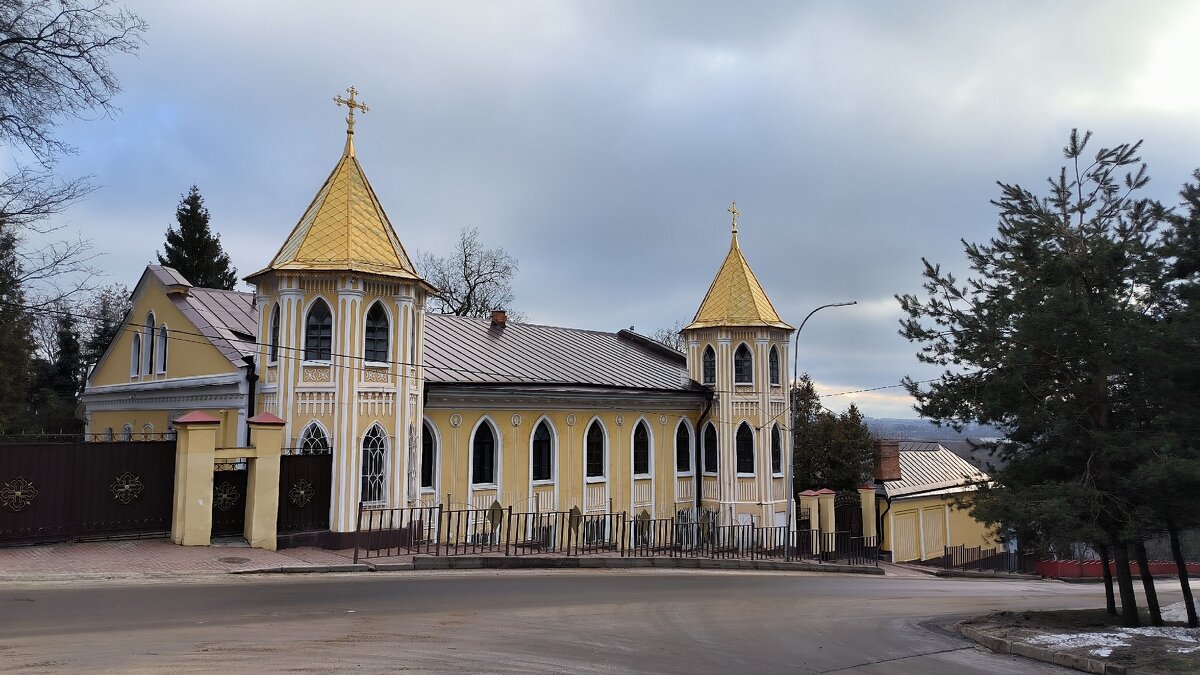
<box><xmin>1111</xmin><ymin>538</ymin><xmax>1140</xmax><ymax>627</ymax></box>
<box><xmin>1168</xmin><ymin>521</ymin><xmax>1199</xmax><ymax>627</ymax></box>
<box><xmin>1134</xmin><ymin>537</ymin><xmax>1163</xmax><ymax>626</ymax></box>
<box><xmin>1097</xmin><ymin>541</ymin><xmax>1117</xmax><ymax>616</ymax></box>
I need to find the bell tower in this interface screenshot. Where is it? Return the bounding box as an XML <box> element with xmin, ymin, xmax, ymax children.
<box><xmin>246</xmin><ymin>87</ymin><xmax>435</xmax><ymax>535</ymax></box>
<box><xmin>681</xmin><ymin>202</ymin><xmax>794</xmax><ymax>527</ymax></box>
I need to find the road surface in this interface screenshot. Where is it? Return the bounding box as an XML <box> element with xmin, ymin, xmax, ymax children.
<box><xmin>0</xmin><ymin>569</ymin><xmax>1128</xmax><ymax>673</ymax></box>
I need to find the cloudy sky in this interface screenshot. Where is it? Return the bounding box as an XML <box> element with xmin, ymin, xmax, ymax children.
<box><xmin>32</xmin><ymin>1</ymin><xmax>1200</xmax><ymax>417</ymax></box>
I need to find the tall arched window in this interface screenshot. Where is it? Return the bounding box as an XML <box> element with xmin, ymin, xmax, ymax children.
<box><xmin>675</xmin><ymin>421</ymin><xmax>691</xmax><ymax>473</ymax></box>
<box><xmin>121</xmin><ymin>424</ymin><xmax>133</xmax><ymax>441</ymax></box>
<box><xmin>531</xmin><ymin>420</ymin><xmax>552</xmax><ymax>482</ymax></box>
<box><xmin>701</xmin><ymin>345</ymin><xmax>716</xmax><ymax>385</ymax></box>
<box><xmin>361</xmin><ymin>425</ymin><xmax>387</xmax><ymax>504</ymax></box>
<box><xmin>632</xmin><ymin>421</ymin><xmax>650</xmax><ymax>476</ymax></box>
<box><xmin>736</xmin><ymin>422</ymin><xmax>754</xmax><ymax>474</ymax></box>
<box><xmin>421</xmin><ymin>421</ymin><xmax>436</xmax><ymax>489</ymax></box>
<box><xmin>703</xmin><ymin>423</ymin><xmax>718</xmax><ymax>474</ymax></box>
<box><xmin>472</xmin><ymin>421</ymin><xmax>497</xmax><ymax>485</ymax></box>
<box><xmin>268</xmin><ymin>304</ymin><xmax>280</xmax><ymax>363</ymax></box>
<box><xmin>304</xmin><ymin>299</ymin><xmax>333</xmax><ymax>361</ymax></box>
<box><xmin>144</xmin><ymin>313</ymin><xmax>156</xmax><ymax>375</ymax></box>
<box><xmin>364</xmin><ymin>302</ymin><xmax>389</xmax><ymax>363</ymax></box>
<box><xmin>733</xmin><ymin>343</ymin><xmax>753</xmax><ymax>384</ymax></box>
<box><xmin>130</xmin><ymin>333</ymin><xmax>141</xmax><ymax>377</ymax></box>
<box><xmin>769</xmin><ymin>346</ymin><xmax>781</xmax><ymax>385</ymax></box>
<box><xmin>298</xmin><ymin>422</ymin><xmax>329</xmax><ymax>453</ymax></box>
<box><xmin>585</xmin><ymin>421</ymin><xmax>605</xmax><ymax>479</ymax></box>
<box><xmin>771</xmin><ymin>423</ymin><xmax>782</xmax><ymax>475</ymax></box>
<box><xmin>157</xmin><ymin>325</ymin><xmax>169</xmax><ymax>373</ymax></box>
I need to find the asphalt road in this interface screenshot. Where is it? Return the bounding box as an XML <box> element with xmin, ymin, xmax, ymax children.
<box><xmin>0</xmin><ymin>569</ymin><xmax>1128</xmax><ymax>673</ymax></box>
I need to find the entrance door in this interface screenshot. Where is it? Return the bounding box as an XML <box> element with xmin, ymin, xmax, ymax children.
<box><xmin>211</xmin><ymin>464</ymin><xmax>247</xmax><ymax>537</ymax></box>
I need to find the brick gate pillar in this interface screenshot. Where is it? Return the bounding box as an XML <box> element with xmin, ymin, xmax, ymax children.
<box><xmin>243</xmin><ymin>412</ymin><xmax>286</xmax><ymax>550</ymax></box>
<box><xmin>858</xmin><ymin>485</ymin><xmax>878</xmax><ymax>541</ymax></box>
<box><xmin>171</xmin><ymin>412</ymin><xmax>221</xmax><ymax>546</ymax></box>
<box><xmin>816</xmin><ymin>488</ymin><xmax>836</xmax><ymax>553</ymax></box>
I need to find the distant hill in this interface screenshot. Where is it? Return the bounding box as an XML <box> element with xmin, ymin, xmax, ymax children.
<box><xmin>864</xmin><ymin>417</ymin><xmax>1003</xmax><ymax>442</ymax></box>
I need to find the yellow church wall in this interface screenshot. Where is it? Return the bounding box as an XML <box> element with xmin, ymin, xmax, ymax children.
<box><xmin>89</xmin><ymin>285</ymin><xmax>238</xmax><ymax>387</ymax></box>
<box><xmin>883</xmin><ymin>493</ymin><xmax>997</xmax><ymax>562</ymax></box>
<box><xmin>423</xmin><ymin>407</ymin><xmax>702</xmax><ymax>517</ymax></box>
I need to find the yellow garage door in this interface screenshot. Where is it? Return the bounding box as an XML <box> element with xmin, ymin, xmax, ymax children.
<box><xmin>892</xmin><ymin>510</ymin><xmax>919</xmax><ymax>562</ymax></box>
<box><xmin>922</xmin><ymin>507</ymin><xmax>946</xmax><ymax>560</ymax></box>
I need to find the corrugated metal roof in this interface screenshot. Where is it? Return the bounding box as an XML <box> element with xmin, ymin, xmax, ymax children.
<box><xmin>882</xmin><ymin>441</ymin><xmax>991</xmax><ymax>499</ymax></box>
<box><xmin>423</xmin><ymin>314</ymin><xmax>698</xmax><ymax>391</ymax></box>
<box><xmin>170</xmin><ymin>286</ymin><xmax>257</xmax><ymax>365</ymax></box>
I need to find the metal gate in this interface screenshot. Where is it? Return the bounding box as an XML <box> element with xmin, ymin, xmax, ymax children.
<box><xmin>277</xmin><ymin>447</ymin><xmax>332</xmax><ymax>534</ymax></box>
<box><xmin>0</xmin><ymin>440</ymin><xmax>176</xmax><ymax>546</ymax></box>
<box><xmin>834</xmin><ymin>490</ymin><xmax>862</xmax><ymax>536</ymax></box>
<box><xmin>211</xmin><ymin>460</ymin><xmax>248</xmax><ymax>537</ymax></box>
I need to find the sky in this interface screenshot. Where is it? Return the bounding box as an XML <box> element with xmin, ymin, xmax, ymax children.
<box><xmin>22</xmin><ymin>1</ymin><xmax>1200</xmax><ymax>417</ymax></box>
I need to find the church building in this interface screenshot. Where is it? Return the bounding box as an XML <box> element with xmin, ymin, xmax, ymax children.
<box><xmin>80</xmin><ymin>89</ymin><xmax>797</xmax><ymax>540</ymax></box>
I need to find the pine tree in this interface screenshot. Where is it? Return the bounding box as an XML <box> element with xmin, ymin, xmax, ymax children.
<box><xmin>0</xmin><ymin>225</ymin><xmax>34</xmax><ymax>435</ymax></box>
<box><xmin>157</xmin><ymin>186</ymin><xmax>237</xmax><ymax>289</ymax></box>
<box><xmin>897</xmin><ymin>130</ymin><xmax>1169</xmax><ymax>626</ymax></box>
<box><xmin>791</xmin><ymin>374</ymin><xmax>875</xmax><ymax>491</ymax></box>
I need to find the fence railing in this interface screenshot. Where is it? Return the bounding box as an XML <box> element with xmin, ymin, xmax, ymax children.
<box><xmin>942</xmin><ymin>544</ymin><xmax>1037</xmax><ymax>574</ymax></box>
<box><xmin>354</xmin><ymin>502</ymin><xmax>879</xmax><ymax>566</ymax></box>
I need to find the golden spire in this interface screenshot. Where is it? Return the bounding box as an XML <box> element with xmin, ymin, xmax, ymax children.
<box><xmin>333</xmin><ymin>85</ymin><xmax>369</xmax><ymax>156</ymax></box>
<box><xmin>728</xmin><ymin>200</ymin><xmax>740</xmax><ymax>235</ymax></box>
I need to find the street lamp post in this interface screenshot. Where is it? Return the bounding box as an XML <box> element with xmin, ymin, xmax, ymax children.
<box><xmin>785</xmin><ymin>301</ymin><xmax>856</xmax><ymax>537</ymax></box>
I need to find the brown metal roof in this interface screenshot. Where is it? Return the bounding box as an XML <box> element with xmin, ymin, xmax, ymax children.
<box><xmin>881</xmin><ymin>442</ymin><xmax>991</xmax><ymax>499</ymax></box>
<box><xmin>169</xmin><ymin>284</ymin><xmax>257</xmax><ymax>365</ymax></box>
<box><xmin>423</xmin><ymin>314</ymin><xmax>698</xmax><ymax>391</ymax></box>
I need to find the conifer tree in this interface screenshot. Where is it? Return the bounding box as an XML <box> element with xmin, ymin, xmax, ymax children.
<box><xmin>897</xmin><ymin>130</ymin><xmax>1168</xmax><ymax>626</ymax></box>
<box><xmin>0</xmin><ymin>226</ymin><xmax>34</xmax><ymax>435</ymax></box>
<box><xmin>157</xmin><ymin>186</ymin><xmax>237</xmax><ymax>289</ymax></box>
<box><xmin>791</xmin><ymin>374</ymin><xmax>875</xmax><ymax>492</ymax></box>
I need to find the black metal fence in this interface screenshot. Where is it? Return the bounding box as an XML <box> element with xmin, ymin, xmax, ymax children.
<box><xmin>942</xmin><ymin>544</ymin><xmax>1038</xmax><ymax>573</ymax></box>
<box><xmin>277</xmin><ymin>447</ymin><xmax>332</xmax><ymax>534</ymax></box>
<box><xmin>353</xmin><ymin>503</ymin><xmax>879</xmax><ymax>566</ymax></box>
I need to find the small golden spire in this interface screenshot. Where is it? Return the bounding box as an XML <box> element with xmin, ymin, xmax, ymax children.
<box><xmin>333</xmin><ymin>85</ymin><xmax>369</xmax><ymax>156</ymax></box>
<box><xmin>727</xmin><ymin>200</ymin><xmax>741</xmax><ymax>235</ymax></box>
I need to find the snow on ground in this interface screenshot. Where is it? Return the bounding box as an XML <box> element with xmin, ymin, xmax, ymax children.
<box><xmin>1030</xmin><ymin>622</ymin><xmax>1200</xmax><ymax>658</ymax></box>
<box><xmin>1162</xmin><ymin>601</ymin><xmax>1193</xmax><ymax>623</ymax></box>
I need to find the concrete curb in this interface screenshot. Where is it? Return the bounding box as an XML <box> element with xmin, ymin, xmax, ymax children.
<box><xmin>959</xmin><ymin>624</ymin><xmax>1135</xmax><ymax>675</ymax></box>
<box><xmin>232</xmin><ymin>563</ymin><xmax>370</xmax><ymax>575</ymax></box>
<box><xmin>404</xmin><ymin>556</ymin><xmax>885</xmax><ymax>574</ymax></box>
<box><xmin>934</xmin><ymin>569</ymin><xmax>1042</xmax><ymax>580</ymax></box>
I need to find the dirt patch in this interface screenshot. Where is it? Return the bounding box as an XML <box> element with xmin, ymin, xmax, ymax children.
<box><xmin>962</xmin><ymin>609</ymin><xmax>1200</xmax><ymax>674</ymax></box>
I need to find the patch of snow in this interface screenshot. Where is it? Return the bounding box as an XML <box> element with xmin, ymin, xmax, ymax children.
<box><xmin>1162</xmin><ymin>601</ymin><xmax>1192</xmax><ymax>623</ymax></box>
<box><xmin>1090</xmin><ymin>647</ymin><xmax>1113</xmax><ymax>657</ymax></box>
<box><xmin>1171</xmin><ymin>646</ymin><xmax>1200</xmax><ymax>654</ymax></box>
<box><xmin>1030</xmin><ymin>632</ymin><xmax>1130</xmax><ymax>651</ymax></box>
<box><xmin>1120</xmin><ymin>626</ymin><xmax>1200</xmax><ymax>643</ymax></box>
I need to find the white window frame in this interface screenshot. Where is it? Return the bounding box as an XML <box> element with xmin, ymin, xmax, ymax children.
<box><xmin>360</xmin><ymin>424</ymin><xmax>388</xmax><ymax>506</ymax></box>
<box><xmin>583</xmin><ymin>417</ymin><xmax>608</xmax><ymax>483</ymax></box>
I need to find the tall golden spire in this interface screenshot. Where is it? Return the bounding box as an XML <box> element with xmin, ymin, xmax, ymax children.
<box><xmin>333</xmin><ymin>85</ymin><xmax>369</xmax><ymax>157</ymax></box>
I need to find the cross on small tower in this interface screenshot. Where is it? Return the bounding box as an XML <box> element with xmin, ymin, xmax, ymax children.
<box><xmin>728</xmin><ymin>200</ymin><xmax>741</xmax><ymax>234</ymax></box>
<box><xmin>333</xmin><ymin>86</ymin><xmax>369</xmax><ymax>136</ymax></box>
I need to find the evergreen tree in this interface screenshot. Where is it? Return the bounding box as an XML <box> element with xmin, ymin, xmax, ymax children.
<box><xmin>80</xmin><ymin>283</ymin><xmax>132</xmax><ymax>368</ymax></box>
<box><xmin>27</xmin><ymin>311</ymin><xmax>84</xmax><ymax>435</ymax></box>
<box><xmin>157</xmin><ymin>186</ymin><xmax>237</xmax><ymax>289</ymax></box>
<box><xmin>897</xmin><ymin>130</ymin><xmax>1170</xmax><ymax>626</ymax></box>
<box><xmin>0</xmin><ymin>225</ymin><xmax>34</xmax><ymax>435</ymax></box>
<box><xmin>791</xmin><ymin>374</ymin><xmax>875</xmax><ymax>491</ymax></box>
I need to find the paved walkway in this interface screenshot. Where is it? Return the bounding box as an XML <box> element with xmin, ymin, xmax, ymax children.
<box><xmin>0</xmin><ymin>538</ymin><xmax>361</xmax><ymax>581</ymax></box>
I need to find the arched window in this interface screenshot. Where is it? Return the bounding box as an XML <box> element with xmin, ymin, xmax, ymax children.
<box><xmin>121</xmin><ymin>424</ymin><xmax>133</xmax><ymax>441</ymax></box>
<box><xmin>701</xmin><ymin>345</ymin><xmax>716</xmax><ymax>385</ymax></box>
<box><xmin>769</xmin><ymin>346</ymin><xmax>780</xmax><ymax>385</ymax></box>
<box><xmin>104</xmin><ymin>427</ymin><xmax>114</xmax><ymax>442</ymax></box>
<box><xmin>364</xmin><ymin>302</ymin><xmax>389</xmax><ymax>363</ymax></box>
<box><xmin>733</xmin><ymin>343</ymin><xmax>753</xmax><ymax>384</ymax></box>
<box><xmin>472</xmin><ymin>421</ymin><xmax>497</xmax><ymax>485</ymax></box>
<box><xmin>632</xmin><ymin>421</ymin><xmax>650</xmax><ymax>476</ymax></box>
<box><xmin>703</xmin><ymin>423</ymin><xmax>718</xmax><ymax>474</ymax></box>
<box><xmin>144</xmin><ymin>313</ymin><xmax>156</xmax><ymax>376</ymax></box>
<box><xmin>421</xmin><ymin>421</ymin><xmax>436</xmax><ymax>489</ymax></box>
<box><xmin>585</xmin><ymin>421</ymin><xmax>605</xmax><ymax>479</ymax></box>
<box><xmin>736</xmin><ymin>423</ymin><xmax>754</xmax><ymax>474</ymax></box>
<box><xmin>304</xmin><ymin>299</ymin><xmax>333</xmax><ymax>361</ymax></box>
<box><xmin>531</xmin><ymin>420</ymin><xmax>552</xmax><ymax>482</ymax></box>
<box><xmin>130</xmin><ymin>333</ymin><xmax>141</xmax><ymax>376</ymax></box>
<box><xmin>771</xmin><ymin>424</ymin><xmax>782</xmax><ymax>475</ymax></box>
<box><xmin>361</xmin><ymin>425</ymin><xmax>387</xmax><ymax>504</ymax></box>
<box><xmin>675</xmin><ymin>421</ymin><xmax>691</xmax><ymax>473</ymax></box>
<box><xmin>298</xmin><ymin>422</ymin><xmax>329</xmax><ymax>453</ymax></box>
<box><xmin>268</xmin><ymin>304</ymin><xmax>280</xmax><ymax>363</ymax></box>
<box><xmin>157</xmin><ymin>325</ymin><xmax>169</xmax><ymax>373</ymax></box>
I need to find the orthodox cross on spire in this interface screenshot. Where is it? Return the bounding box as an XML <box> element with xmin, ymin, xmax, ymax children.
<box><xmin>333</xmin><ymin>85</ymin><xmax>369</xmax><ymax>137</ymax></box>
<box><xmin>728</xmin><ymin>200</ymin><xmax>741</xmax><ymax>234</ymax></box>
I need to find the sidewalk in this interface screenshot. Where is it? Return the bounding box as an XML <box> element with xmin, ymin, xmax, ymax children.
<box><xmin>0</xmin><ymin>538</ymin><xmax>362</xmax><ymax>582</ymax></box>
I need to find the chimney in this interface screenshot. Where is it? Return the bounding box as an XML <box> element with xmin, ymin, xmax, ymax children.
<box><xmin>873</xmin><ymin>439</ymin><xmax>901</xmax><ymax>482</ymax></box>
<box><xmin>490</xmin><ymin>310</ymin><xmax>508</xmax><ymax>327</ymax></box>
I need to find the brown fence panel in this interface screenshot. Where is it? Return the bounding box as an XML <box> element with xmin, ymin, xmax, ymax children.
<box><xmin>277</xmin><ymin>448</ymin><xmax>332</xmax><ymax>534</ymax></box>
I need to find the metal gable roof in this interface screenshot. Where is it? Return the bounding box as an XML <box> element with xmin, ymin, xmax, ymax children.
<box><xmin>168</xmin><ymin>284</ymin><xmax>257</xmax><ymax>365</ymax></box>
<box><xmin>882</xmin><ymin>441</ymin><xmax>992</xmax><ymax>499</ymax></box>
<box><xmin>423</xmin><ymin>314</ymin><xmax>698</xmax><ymax>391</ymax></box>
